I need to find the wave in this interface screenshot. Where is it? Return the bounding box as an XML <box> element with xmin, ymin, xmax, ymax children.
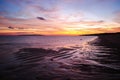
<box><xmin>0</xmin><ymin>45</ymin><xmax>120</xmax><ymax>80</ymax></box>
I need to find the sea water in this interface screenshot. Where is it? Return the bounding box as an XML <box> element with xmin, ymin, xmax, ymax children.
<box><xmin>0</xmin><ymin>36</ymin><xmax>119</xmax><ymax>80</ymax></box>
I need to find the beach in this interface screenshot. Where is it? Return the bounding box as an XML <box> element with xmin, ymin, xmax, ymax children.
<box><xmin>94</xmin><ymin>33</ymin><xmax>120</xmax><ymax>47</ymax></box>
<box><xmin>0</xmin><ymin>35</ymin><xmax>120</xmax><ymax>80</ymax></box>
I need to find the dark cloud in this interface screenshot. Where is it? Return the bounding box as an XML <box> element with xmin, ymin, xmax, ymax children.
<box><xmin>37</xmin><ymin>17</ymin><xmax>46</xmax><ymax>20</ymax></box>
<box><xmin>8</xmin><ymin>26</ymin><xmax>14</xmax><ymax>29</ymax></box>
<box><xmin>8</xmin><ymin>26</ymin><xmax>25</xmax><ymax>30</ymax></box>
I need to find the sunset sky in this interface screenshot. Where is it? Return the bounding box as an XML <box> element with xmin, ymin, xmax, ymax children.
<box><xmin>0</xmin><ymin>0</ymin><xmax>120</xmax><ymax>35</ymax></box>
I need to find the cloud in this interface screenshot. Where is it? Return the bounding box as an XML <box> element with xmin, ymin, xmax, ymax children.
<box><xmin>5</xmin><ymin>0</ymin><xmax>60</xmax><ymax>19</ymax></box>
<box><xmin>96</xmin><ymin>0</ymin><xmax>116</xmax><ymax>2</ymax></box>
<box><xmin>8</xmin><ymin>26</ymin><xmax>24</xmax><ymax>30</ymax></box>
<box><xmin>63</xmin><ymin>0</ymin><xmax>82</xmax><ymax>3</ymax></box>
<box><xmin>37</xmin><ymin>17</ymin><xmax>46</xmax><ymax>20</ymax></box>
<box><xmin>0</xmin><ymin>11</ymin><xmax>9</xmax><ymax>15</ymax></box>
<box><xmin>113</xmin><ymin>11</ymin><xmax>120</xmax><ymax>24</ymax></box>
<box><xmin>33</xmin><ymin>4</ymin><xmax>59</xmax><ymax>13</ymax></box>
<box><xmin>8</xmin><ymin>26</ymin><xmax>14</xmax><ymax>29</ymax></box>
<box><xmin>0</xmin><ymin>16</ymin><xmax>27</xmax><ymax>22</ymax></box>
<box><xmin>64</xmin><ymin>20</ymin><xmax>104</xmax><ymax>26</ymax></box>
<box><xmin>5</xmin><ymin>0</ymin><xmax>34</xmax><ymax>6</ymax></box>
<box><xmin>80</xmin><ymin>20</ymin><xmax>104</xmax><ymax>26</ymax></box>
<box><xmin>91</xmin><ymin>27</ymin><xmax>120</xmax><ymax>33</ymax></box>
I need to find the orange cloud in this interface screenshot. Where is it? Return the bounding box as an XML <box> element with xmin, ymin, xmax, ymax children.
<box><xmin>0</xmin><ymin>11</ymin><xmax>120</xmax><ymax>36</ymax></box>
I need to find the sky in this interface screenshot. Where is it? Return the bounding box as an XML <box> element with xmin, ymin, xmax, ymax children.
<box><xmin>0</xmin><ymin>0</ymin><xmax>120</xmax><ymax>35</ymax></box>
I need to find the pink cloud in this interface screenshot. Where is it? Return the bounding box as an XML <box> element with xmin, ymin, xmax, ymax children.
<box><xmin>113</xmin><ymin>11</ymin><xmax>120</xmax><ymax>24</ymax></box>
<box><xmin>63</xmin><ymin>20</ymin><xmax>104</xmax><ymax>26</ymax></box>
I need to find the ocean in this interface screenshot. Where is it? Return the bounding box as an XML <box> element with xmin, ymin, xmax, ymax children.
<box><xmin>0</xmin><ymin>36</ymin><xmax>120</xmax><ymax>80</ymax></box>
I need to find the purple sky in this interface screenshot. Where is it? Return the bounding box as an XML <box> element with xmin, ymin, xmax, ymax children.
<box><xmin>0</xmin><ymin>0</ymin><xmax>120</xmax><ymax>35</ymax></box>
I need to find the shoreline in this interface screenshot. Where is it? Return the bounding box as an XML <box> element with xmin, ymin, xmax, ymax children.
<box><xmin>91</xmin><ymin>33</ymin><xmax>120</xmax><ymax>47</ymax></box>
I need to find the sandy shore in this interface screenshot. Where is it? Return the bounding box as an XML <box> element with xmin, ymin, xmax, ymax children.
<box><xmin>92</xmin><ymin>33</ymin><xmax>120</xmax><ymax>47</ymax></box>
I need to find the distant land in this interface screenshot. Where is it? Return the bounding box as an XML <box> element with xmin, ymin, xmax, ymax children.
<box><xmin>0</xmin><ymin>34</ymin><xmax>44</xmax><ymax>36</ymax></box>
<box><xmin>81</xmin><ymin>32</ymin><xmax>120</xmax><ymax>36</ymax></box>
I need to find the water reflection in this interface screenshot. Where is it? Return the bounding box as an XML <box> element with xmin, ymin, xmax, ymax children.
<box><xmin>0</xmin><ymin>36</ymin><xmax>120</xmax><ymax>80</ymax></box>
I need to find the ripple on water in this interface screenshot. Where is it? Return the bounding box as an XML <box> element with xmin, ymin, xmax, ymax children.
<box><xmin>0</xmin><ymin>43</ymin><xmax>120</xmax><ymax>80</ymax></box>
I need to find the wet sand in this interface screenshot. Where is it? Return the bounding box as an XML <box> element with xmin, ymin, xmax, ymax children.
<box><xmin>91</xmin><ymin>33</ymin><xmax>120</xmax><ymax>47</ymax></box>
